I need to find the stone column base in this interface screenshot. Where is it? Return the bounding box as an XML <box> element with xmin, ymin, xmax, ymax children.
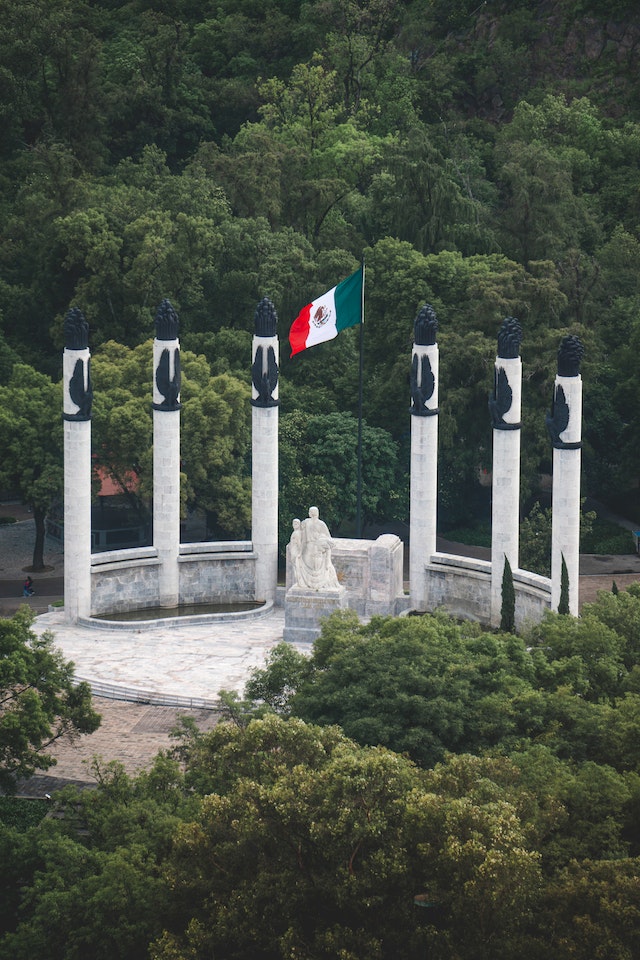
<box><xmin>283</xmin><ymin>586</ymin><xmax>347</xmax><ymax>644</ymax></box>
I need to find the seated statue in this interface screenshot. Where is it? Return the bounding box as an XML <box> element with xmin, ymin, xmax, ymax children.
<box><xmin>289</xmin><ymin>507</ymin><xmax>340</xmax><ymax>591</ymax></box>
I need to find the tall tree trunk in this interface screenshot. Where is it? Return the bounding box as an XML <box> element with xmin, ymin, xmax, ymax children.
<box><xmin>31</xmin><ymin>505</ymin><xmax>47</xmax><ymax>571</ymax></box>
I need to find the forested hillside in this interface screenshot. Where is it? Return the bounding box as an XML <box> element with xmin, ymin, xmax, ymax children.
<box><xmin>2</xmin><ymin>0</ymin><xmax>640</xmax><ymax>534</ymax></box>
<box><xmin>3</xmin><ymin>5</ymin><xmax>640</xmax><ymax>954</ymax></box>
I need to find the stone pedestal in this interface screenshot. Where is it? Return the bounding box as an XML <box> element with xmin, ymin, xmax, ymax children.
<box><xmin>551</xmin><ymin>373</ymin><xmax>582</xmax><ymax>615</ymax></box>
<box><xmin>409</xmin><ymin>339</ymin><xmax>439</xmax><ymax>612</ymax></box>
<box><xmin>283</xmin><ymin>586</ymin><xmax>347</xmax><ymax>644</ymax></box>
<box><xmin>63</xmin><ymin>341</ymin><xmax>92</xmax><ymax>622</ymax></box>
<box><xmin>490</xmin><ymin>354</ymin><xmax>522</xmax><ymax>627</ymax></box>
<box><xmin>153</xmin><ymin>332</ymin><xmax>181</xmax><ymax>608</ymax></box>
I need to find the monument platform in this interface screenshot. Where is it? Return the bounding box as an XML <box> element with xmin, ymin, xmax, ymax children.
<box><xmin>283</xmin><ymin>586</ymin><xmax>347</xmax><ymax>644</ymax></box>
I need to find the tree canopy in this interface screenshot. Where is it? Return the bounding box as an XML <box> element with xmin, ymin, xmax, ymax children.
<box><xmin>4</xmin><ymin>592</ymin><xmax>640</xmax><ymax>955</ymax></box>
<box><xmin>0</xmin><ymin>609</ymin><xmax>100</xmax><ymax>794</ymax></box>
<box><xmin>0</xmin><ymin>0</ymin><xmax>638</xmax><ymax>527</ymax></box>
<box><xmin>3</xmin><ymin>3</ymin><xmax>640</xmax><ymax>955</ymax></box>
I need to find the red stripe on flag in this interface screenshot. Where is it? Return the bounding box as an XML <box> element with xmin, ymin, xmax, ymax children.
<box><xmin>289</xmin><ymin>303</ymin><xmax>313</xmax><ymax>357</ymax></box>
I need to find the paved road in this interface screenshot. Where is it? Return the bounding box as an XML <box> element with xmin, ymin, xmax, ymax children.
<box><xmin>0</xmin><ymin>509</ymin><xmax>65</xmax><ymax>616</ymax></box>
<box><xmin>0</xmin><ymin>578</ymin><xmax>64</xmax><ymax>617</ymax></box>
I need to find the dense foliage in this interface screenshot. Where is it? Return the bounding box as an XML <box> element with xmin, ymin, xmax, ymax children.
<box><xmin>0</xmin><ymin>0</ymin><xmax>639</xmax><ymax>534</ymax></box>
<box><xmin>2</xmin><ymin>4</ymin><xmax>640</xmax><ymax>955</ymax></box>
<box><xmin>0</xmin><ymin>609</ymin><xmax>101</xmax><ymax>794</ymax></box>
<box><xmin>5</xmin><ymin>587</ymin><xmax>640</xmax><ymax>957</ymax></box>
<box><xmin>244</xmin><ymin>586</ymin><xmax>640</xmax><ymax>771</ymax></box>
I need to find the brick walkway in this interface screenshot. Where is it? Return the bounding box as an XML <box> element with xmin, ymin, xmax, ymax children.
<box><xmin>18</xmin><ymin>698</ymin><xmax>220</xmax><ymax>797</ymax></box>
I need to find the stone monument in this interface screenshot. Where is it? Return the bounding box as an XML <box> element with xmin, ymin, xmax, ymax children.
<box><xmin>283</xmin><ymin>506</ymin><xmax>346</xmax><ymax>643</ymax></box>
<box><xmin>548</xmin><ymin>335</ymin><xmax>584</xmax><ymax>615</ymax></box>
<box><xmin>409</xmin><ymin>304</ymin><xmax>439</xmax><ymax>611</ymax></box>
<box><xmin>63</xmin><ymin>307</ymin><xmax>92</xmax><ymax>621</ymax></box>
<box><xmin>489</xmin><ymin>317</ymin><xmax>523</xmax><ymax>627</ymax></box>
<box><xmin>153</xmin><ymin>299</ymin><xmax>181</xmax><ymax>607</ymax></box>
<box><xmin>251</xmin><ymin>298</ymin><xmax>279</xmax><ymax>602</ymax></box>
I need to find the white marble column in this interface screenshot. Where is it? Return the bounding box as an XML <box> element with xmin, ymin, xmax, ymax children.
<box><xmin>490</xmin><ymin>318</ymin><xmax>523</xmax><ymax>627</ymax></box>
<box><xmin>251</xmin><ymin>298</ymin><xmax>279</xmax><ymax>603</ymax></box>
<box><xmin>550</xmin><ymin>336</ymin><xmax>584</xmax><ymax>616</ymax></box>
<box><xmin>409</xmin><ymin>305</ymin><xmax>439</xmax><ymax>612</ymax></box>
<box><xmin>152</xmin><ymin>301</ymin><xmax>181</xmax><ymax>608</ymax></box>
<box><xmin>63</xmin><ymin>309</ymin><xmax>92</xmax><ymax>622</ymax></box>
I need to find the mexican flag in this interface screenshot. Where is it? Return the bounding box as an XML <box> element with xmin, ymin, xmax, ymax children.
<box><xmin>289</xmin><ymin>267</ymin><xmax>363</xmax><ymax>357</ymax></box>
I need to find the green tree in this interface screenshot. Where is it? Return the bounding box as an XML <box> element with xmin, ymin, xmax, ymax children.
<box><xmin>153</xmin><ymin>715</ymin><xmax>540</xmax><ymax>960</ymax></box>
<box><xmin>0</xmin><ymin>609</ymin><xmax>100</xmax><ymax>794</ymax></box>
<box><xmin>501</xmin><ymin>554</ymin><xmax>515</xmax><ymax>632</ymax></box>
<box><xmin>0</xmin><ymin>755</ymin><xmax>191</xmax><ymax>957</ymax></box>
<box><xmin>303</xmin><ymin>0</ymin><xmax>402</xmax><ymax>113</ymax></box>
<box><xmin>520</xmin><ymin>501</ymin><xmax>595</xmax><ymax>579</ymax></box>
<box><xmin>0</xmin><ymin>364</ymin><xmax>63</xmax><ymax>570</ymax></box>
<box><xmin>279</xmin><ymin>410</ymin><xmax>403</xmax><ymax>542</ymax></box>
<box><xmin>48</xmin><ymin>146</ymin><xmax>230</xmax><ymax>347</ymax></box>
<box><xmin>525</xmin><ymin>610</ymin><xmax>625</xmax><ymax>704</ymax></box>
<box><xmin>532</xmin><ymin>858</ymin><xmax>640</xmax><ymax>959</ymax></box>
<box><xmin>582</xmin><ymin>583</ymin><xmax>640</xmax><ymax>673</ymax></box>
<box><xmin>243</xmin><ymin>610</ymin><xmax>560</xmax><ymax>767</ymax></box>
<box><xmin>493</xmin><ymin>95</ymin><xmax>604</xmax><ymax>269</ymax></box>
<box><xmin>91</xmin><ymin>340</ymin><xmax>252</xmax><ymax>538</ymax></box>
<box><xmin>559</xmin><ymin>553</ymin><xmax>570</xmax><ymax>615</ymax></box>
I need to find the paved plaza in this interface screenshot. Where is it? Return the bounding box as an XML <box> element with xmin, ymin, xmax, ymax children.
<box><xmin>31</xmin><ymin>605</ymin><xmax>295</xmax><ymax>706</ymax></box>
<box><xmin>0</xmin><ymin>511</ymin><xmax>303</xmax><ymax>706</ymax></box>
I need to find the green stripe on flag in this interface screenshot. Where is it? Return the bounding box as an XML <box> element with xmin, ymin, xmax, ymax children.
<box><xmin>334</xmin><ymin>268</ymin><xmax>363</xmax><ymax>332</ymax></box>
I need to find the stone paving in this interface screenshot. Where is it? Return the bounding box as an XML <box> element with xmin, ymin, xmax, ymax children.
<box><xmin>19</xmin><ymin>607</ymin><xmax>300</xmax><ymax>798</ymax></box>
<box><xmin>18</xmin><ymin>698</ymin><xmax>221</xmax><ymax>797</ymax></box>
<box><xmin>31</xmin><ymin>605</ymin><xmax>294</xmax><ymax>705</ymax></box>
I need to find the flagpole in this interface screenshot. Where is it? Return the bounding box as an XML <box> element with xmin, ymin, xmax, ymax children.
<box><xmin>355</xmin><ymin>257</ymin><xmax>365</xmax><ymax>538</ymax></box>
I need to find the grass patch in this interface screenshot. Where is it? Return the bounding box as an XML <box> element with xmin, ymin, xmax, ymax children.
<box><xmin>581</xmin><ymin>517</ymin><xmax>635</xmax><ymax>555</ymax></box>
<box><xmin>440</xmin><ymin>521</ymin><xmax>492</xmax><ymax>549</ymax></box>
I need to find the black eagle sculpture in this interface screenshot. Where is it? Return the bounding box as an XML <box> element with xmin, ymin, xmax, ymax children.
<box><xmin>546</xmin><ymin>383</ymin><xmax>570</xmax><ymax>448</ymax></box>
<box><xmin>251</xmin><ymin>344</ymin><xmax>279</xmax><ymax>407</ymax></box>
<box><xmin>547</xmin><ymin>335</ymin><xmax>583</xmax><ymax>448</ymax></box>
<box><xmin>489</xmin><ymin>366</ymin><xmax>513</xmax><ymax>427</ymax></box>
<box><xmin>155</xmin><ymin>348</ymin><xmax>181</xmax><ymax>410</ymax></box>
<box><xmin>410</xmin><ymin>353</ymin><xmax>436</xmax><ymax>416</ymax></box>
<box><xmin>65</xmin><ymin>358</ymin><xmax>93</xmax><ymax>421</ymax></box>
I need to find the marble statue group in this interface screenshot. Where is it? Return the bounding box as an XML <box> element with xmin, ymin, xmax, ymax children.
<box><xmin>289</xmin><ymin>507</ymin><xmax>340</xmax><ymax>591</ymax></box>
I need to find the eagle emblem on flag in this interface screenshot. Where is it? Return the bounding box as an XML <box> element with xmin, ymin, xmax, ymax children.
<box><xmin>312</xmin><ymin>304</ymin><xmax>331</xmax><ymax>327</ymax></box>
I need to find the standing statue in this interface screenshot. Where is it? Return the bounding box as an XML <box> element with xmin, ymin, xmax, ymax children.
<box><xmin>289</xmin><ymin>518</ymin><xmax>303</xmax><ymax>585</ymax></box>
<box><xmin>289</xmin><ymin>507</ymin><xmax>340</xmax><ymax>590</ymax></box>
